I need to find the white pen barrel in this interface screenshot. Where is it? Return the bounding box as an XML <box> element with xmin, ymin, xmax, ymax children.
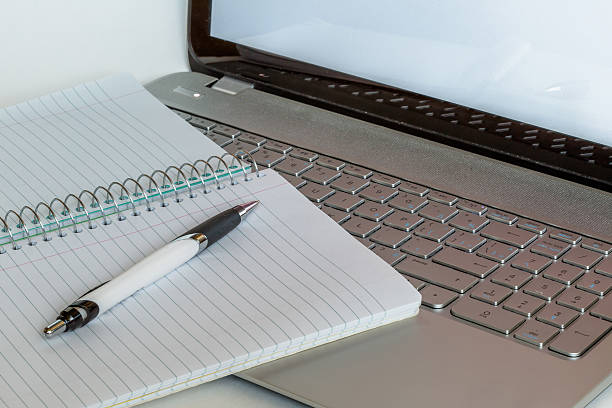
<box><xmin>82</xmin><ymin>238</ymin><xmax>201</xmax><ymax>314</ymax></box>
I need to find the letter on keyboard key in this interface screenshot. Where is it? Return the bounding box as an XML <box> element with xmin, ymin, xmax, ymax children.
<box><xmin>383</xmin><ymin>211</ymin><xmax>424</xmax><ymax>231</ymax></box>
<box><xmin>274</xmin><ymin>157</ymin><xmax>313</xmax><ymax>176</ymax></box>
<box><xmin>514</xmin><ymin>320</ymin><xmax>559</xmax><ymax>347</ymax></box>
<box><xmin>562</xmin><ymin>246</ymin><xmax>603</xmax><ymax>270</ymax></box>
<box><xmin>433</xmin><ymin>247</ymin><xmax>498</xmax><ymax>278</ymax></box>
<box><xmin>251</xmin><ymin>149</ymin><xmax>285</xmax><ymax>168</ymax></box>
<box><xmin>477</xmin><ymin>241</ymin><xmax>518</xmax><ymax>263</ymax></box>
<box><xmin>342</xmin><ymin>217</ymin><xmax>381</xmax><ymax>238</ymax></box>
<box><xmin>414</xmin><ymin>221</ymin><xmax>454</xmax><ymax>242</ymax></box>
<box><xmin>590</xmin><ymin>296</ymin><xmax>612</xmax><ymax>321</ymax></box>
<box><xmin>451</xmin><ymin>297</ymin><xmax>525</xmax><ymax>334</ymax></box>
<box><xmin>330</xmin><ymin>174</ymin><xmax>370</xmax><ymax>194</ymax></box>
<box><xmin>354</xmin><ymin>203</ymin><xmax>394</xmax><ymax>222</ymax></box>
<box><xmin>388</xmin><ymin>192</ymin><xmax>428</xmax><ymax>213</ymax></box>
<box><xmin>324</xmin><ymin>191</ymin><xmax>364</xmax><ymax>212</ymax></box>
<box><xmin>400</xmin><ymin>237</ymin><xmax>442</xmax><ymax>259</ymax></box>
<box><xmin>302</xmin><ymin>166</ymin><xmax>341</xmax><ymax>185</ymax></box>
<box><xmin>301</xmin><ymin>185</ymin><xmax>334</xmax><ymax>203</ymax></box>
<box><xmin>548</xmin><ymin>315</ymin><xmax>611</xmax><ymax>357</ymax></box>
<box><xmin>396</xmin><ymin>256</ymin><xmax>478</xmax><ymax>293</ymax></box>
<box><xmin>448</xmin><ymin>211</ymin><xmax>489</xmax><ymax>233</ymax></box>
<box><xmin>359</xmin><ymin>184</ymin><xmax>398</xmax><ymax>203</ymax></box>
<box><xmin>480</xmin><ymin>223</ymin><xmax>537</xmax><ymax>248</ymax></box>
<box><xmin>369</xmin><ymin>226</ymin><xmax>411</xmax><ymax>248</ymax></box>
<box><xmin>419</xmin><ymin>285</ymin><xmax>458</xmax><ymax>308</ymax></box>
<box><xmin>418</xmin><ymin>202</ymin><xmax>458</xmax><ymax>223</ymax></box>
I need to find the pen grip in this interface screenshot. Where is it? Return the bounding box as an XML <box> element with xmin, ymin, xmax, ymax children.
<box><xmin>183</xmin><ymin>207</ymin><xmax>241</xmax><ymax>247</ymax></box>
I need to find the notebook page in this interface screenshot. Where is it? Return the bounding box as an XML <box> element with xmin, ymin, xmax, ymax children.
<box><xmin>0</xmin><ymin>169</ymin><xmax>420</xmax><ymax>408</ymax></box>
<box><xmin>0</xmin><ymin>73</ymin><xmax>225</xmax><ymax>215</ymax></box>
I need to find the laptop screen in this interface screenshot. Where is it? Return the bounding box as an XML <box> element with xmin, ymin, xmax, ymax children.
<box><xmin>210</xmin><ymin>0</ymin><xmax>612</xmax><ymax>147</ymax></box>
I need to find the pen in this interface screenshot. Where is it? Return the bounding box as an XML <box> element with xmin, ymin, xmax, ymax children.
<box><xmin>43</xmin><ymin>200</ymin><xmax>259</xmax><ymax>337</ymax></box>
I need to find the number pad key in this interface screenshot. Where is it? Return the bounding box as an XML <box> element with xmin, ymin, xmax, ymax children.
<box><xmin>456</xmin><ymin>200</ymin><xmax>488</xmax><ymax>216</ymax></box>
<box><xmin>510</xmin><ymin>252</ymin><xmax>552</xmax><ymax>274</ymax></box>
<box><xmin>237</xmin><ymin>132</ymin><xmax>267</xmax><ymax>146</ymax></box>
<box><xmin>301</xmin><ymin>184</ymin><xmax>334</xmax><ymax>203</ymax></box>
<box><xmin>289</xmin><ymin>148</ymin><xmax>318</xmax><ymax>162</ymax></box>
<box><xmin>470</xmin><ymin>282</ymin><xmax>512</xmax><ymax>305</ymax></box>
<box><xmin>536</xmin><ymin>304</ymin><xmax>580</xmax><ymax>329</ymax></box>
<box><xmin>542</xmin><ymin>263</ymin><xmax>584</xmax><ymax>285</ymax></box>
<box><xmin>490</xmin><ymin>267</ymin><xmax>532</xmax><ymax>289</ymax></box>
<box><xmin>548</xmin><ymin>315</ymin><xmax>611</xmax><ymax>357</ymax></box>
<box><xmin>414</xmin><ymin>221</ymin><xmax>454</xmax><ymax>242</ymax></box>
<box><xmin>576</xmin><ymin>273</ymin><xmax>612</xmax><ymax>296</ymax></box>
<box><xmin>400</xmin><ymin>237</ymin><xmax>443</xmax><ymax>259</ymax></box>
<box><xmin>419</xmin><ymin>202</ymin><xmax>458</xmax><ymax>223</ymax></box>
<box><xmin>359</xmin><ymin>184</ymin><xmax>398</xmax><ymax>203</ymax></box>
<box><xmin>549</xmin><ymin>229</ymin><xmax>582</xmax><ymax>245</ymax></box>
<box><xmin>302</xmin><ymin>166</ymin><xmax>341</xmax><ymax>185</ymax></box>
<box><xmin>515</xmin><ymin>320</ymin><xmax>559</xmax><ymax>347</ymax></box>
<box><xmin>590</xmin><ymin>296</ymin><xmax>612</xmax><ymax>321</ymax></box>
<box><xmin>581</xmin><ymin>239</ymin><xmax>612</xmax><ymax>255</ymax></box>
<box><xmin>354</xmin><ymin>203</ymin><xmax>394</xmax><ymax>222</ymax></box>
<box><xmin>562</xmin><ymin>246</ymin><xmax>603</xmax><ymax>270</ymax></box>
<box><xmin>419</xmin><ymin>285</ymin><xmax>458</xmax><ymax>309</ymax></box>
<box><xmin>388</xmin><ymin>192</ymin><xmax>428</xmax><ymax>213</ymax></box>
<box><xmin>383</xmin><ymin>211</ymin><xmax>424</xmax><ymax>231</ymax></box>
<box><xmin>371</xmin><ymin>173</ymin><xmax>401</xmax><ymax>188</ymax></box>
<box><xmin>451</xmin><ymin>297</ymin><xmax>525</xmax><ymax>335</ymax></box>
<box><xmin>317</xmin><ymin>156</ymin><xmax>345</xmax><ymax>170</ymax></box>
<box><xmin>445</xmin><ymin>231</ymin><xmax>486</xmax><ymax>252</ymax></box>
<box><xmin>342</xmin><ymin>217</ymin><xmax>381</xmax><ymax>238</ymax></box>
<box><xmin>212</xmin><ymin>124</ymin><xmax>240</xmax><ymax>137</ymax></box>
<box><xmin>433</xmin><ymin>247</ymin><xmax>498</xmax><ymax>278</ymax></box>
<box><xmin>517</xmin><ymin>219</ymin><xmax>547</xmax><ymax>235</ymax></box>
<box><xmin>531</xmin><ymin>237</ymin><xmax>571</xmax><ymax>259</ymax></box>
<box><xmin>343</xmin><ymin>164</ymin><xmax>373</xmax><ymax>179</ymax></box>
<box><xmin>556</xmin><ymin>287</ymin><xmax>598</xmax><ymax>313</ymax></box>
<box><xmin>596</xmin><ymin>257</ymin><xmax>612</xmax><ymax>277</ymax></box>
<box><xmin>324</xmin><ymin>191</ymin><xmax>364</xmax><ymax>212</ymax></box>
<box><xmin>274</xmin><ymin>157</ymin><xmax>313</xmax><ymax>176</ymax></box>
<box><xmin>398</xmin><ymin>182</ymin><xmax>429</xmax><ymax>196</ymax></box>
<box><xmin>428</xmin><ymin>191</ymin><xmax>458</xmax><ymax>206</ymax></box>
<box><xmin>449</xmin><ymin>211</ymin><xmax>489</xmax><ymax>233</ymax></box>
<box><xmin>486</xmin><ymin>210</ymin><xmax>518</xmax><ymax>225</ymax></box>
<box><xmin>264</xmin><ymin>140</ymin><xmax>293</xmax><ymax>154</ymax></box>
<box><xmin>477</xmin><ymin>241</ymin><xmax>518</xmax><ymax>263</ymax></box>
<box><xmin>320</xmin><ymin>206</ymin><xmax>351</xmax><ymax>224</ymax></box>
<box><xmin>330</xmin><ymin>174</ymin><xmax>370</xmax><ymax>194</ymax></box>
<box><xmin>370</xmin><ymin>226</ymin><xmax>411</xmax><ymax>249</ymax></box>
<box><xmin>523</xmin><ymin>278</ymin><xmax>566</xmax><ymax>301</ymax></box>
<box><xmin>371</xmin><ymin>245</ymin><xmax>406</xmax><ymax>266</ymax></box>
<box><xmin>396</xmin><ymin>256</ymin><xmax>478</xmax><ymax>293</ymax></box>
<box><xmin>503</xmin><ymin>292</ymin><xmax>546</xmax><ymax>317</ymax></box>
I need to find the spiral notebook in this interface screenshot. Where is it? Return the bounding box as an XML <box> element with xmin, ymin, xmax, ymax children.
<box><xmin>0</xmin><ymin>74</ymin><xmax>421</xmax><ymax>408</ymax></box>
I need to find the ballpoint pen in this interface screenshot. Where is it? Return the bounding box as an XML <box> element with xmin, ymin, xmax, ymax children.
<box><xmin>42</xmin><ymin>200</ymin><xmax>259</xmax><ymax>337</ymax></box>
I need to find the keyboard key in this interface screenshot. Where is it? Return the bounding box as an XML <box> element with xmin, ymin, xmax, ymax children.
<box><xmin>342</xmin><ymin>217</ymin><xmax>381</xmax><ymax>238</ymax></box>
<box><xmin>382</xmin><ymin>211</ymin><xmax>424</xmax><ymax>231</ymax></box>
<box><xmin>343</xmin><ymin>164</ymin><xmax>372</xmax><ymax>179</ymax></box>
<box><xmin>359</xmin><ymin>184</ymin><xmax>398</xmax><ymax>203</ymax></box>
<box><xmin>576</xmin><ymin>273</ymin><xmax>612</xmax><ymax>296</ymax></box>
<box><xmin>371</xmin><ymin>245</ymin><xmax>406</xmax><ymax>266</ymax></box>
<box><xmin>581</xmin><ymin>238</ymin><xmax>612</xmax><ymax>255</ymax></box>
<box><xmin>550</xmin><ymin>229</ymin><xmax>582</xmax><ymax>245</ymax></box>
<box><xmin>419</xmin><ymin>285</ymin><xmax>458</xmax><ymax>308</ymax></box>
<box><xmin>503</xmin><ymin>292</ymin><xmax>546</xmax><ymax>317</ymax></box>
<box><xmin>516</xmin><ymin>219</ymin><xmax>547</xmax><ymax>235</ymax></box>
<box><xmin>289</xmin><ymin>148</ymin><xmax>319</xmax><ymax>162</ymax></box>
<box><xmin>419</xmin><ymin>202</ymin><xmax>458</xmax><ymax>223</ymax></box>
<box><xmin>531</xmin><ymin>237</ymin><xmax>571</xmax><ymax>259</ymax></box>
<box><xmin>316</xmin><ymin>156</ymin><xmax>345</xmax><ymax>170</ymax></box>
<box><xmin>264</xmin><ymin>140</ymin><xmax>293</xmax><ymax>154</ymax></box>
<box><xmin>206</xmin><ymin>132</ymin><xmax>232</xmax><ymax>147</ymax></box>
<box><xmin>536</xmin><ymin>303</ymin><xmax>580</xmax><ymax>329</ymax></box>
<box><xmin>486</xmin><ymin>210</ymin><xmax>518</xmax><ymax>225</ymax></box>
<box><xmin>542</xmin><ymin>263</ymin><xmax>584</xmax><ymax>285</ymax></box>
<box><xmin>354</xmin><ymin>203</ymin><xmax>394</xmax><ymax>222</ymax></box>
<box><xmin>324</xmin><ymin>191</ymin><xmax>364</xmax><ymax>212</ymax></box>
<box><xmin>470</xmin><ymin>282</ymin><xmax>512</xmax><ymax>305</ymax></box>
<box><xmin>451</xmin><ymin>297</ymin><xmax>525</xmax><ymax>335</ymax></box>
<box><xmin>211</xmin><ymin>124</ymin><xmax>239</xmax><ymax>137</ymax></box>
<box><xmin>238</xmin><ymin>132</ymin><xmax>266</xmax><ymax>146</ymax></box>
<box><xmin>302</xmin><ymin>166</ymin><xmax>341</xmax><ymax>185</ymax></box>
<box><xmin>251</xmin><ymin>149</ymin><xmax>285</xmax><ymax>168</ymax></box>
<box><xmin>477</xmin><ymin>241</ymin><xmax>518</xmax><ymax>263</ymax></box>
<box><xmin>548</xmin><ymin>315</ymin><xmax>611</xmax><ymax>357</ymax></box>
<box><xmin>274</xmin><ymin>157</ymin><xmax>313</xmax><ymax>176</ymax></box>
<box><xmin>562</xmin><ymin>246</ymin><xmax>603</xmax><ymax>270</ymax></box>
<box><xmin>388</xmin><ymin>192</ymin><xmax>428</xmax><ymax>213</ymax></box>
<box><xmin>510</xmin><ymin>252</ymin><xmax>552</xmax><ymax>274</ymax></box>
<box><xmin>370</xmin><ymin>226</ymin><xmax>411</xmax><ymax>248</ymax></box>
<box><xmin>320</xmin><ymin>206</ymin><xmax>351</xmax><ymax>224</ymax></box>
<box><xmin>434</xmin><ymin>247</ymin><xmax>498</xmax><ymax>278</ymax></box>
<box><xmin>225</xmin><ymin>140</ymin><xmax>259</xmax><ymax>158</ymax></box>
<box><xmin>556</xmin><ymin>287</ymin><xmax>598</xmax><ymax>313</ymax></box>
<box><xmin>479</xmin><ymin>223</ymin><xmax>537</xmax><ymax>248</ymax></box>
<box><xmin>400</xmin><ymin>237</ymin><xmax>443</xmax><ymax>259</ymax></box>
<box><xmin>428</xmin><ymin>191</ymin><xmax>458</xmax><ymax>206</ymax></box>
<box><xmin>190</xmin><ymin>116</ymin><xmax>217</xmax><ymax>131</ymax></box>
<box><xmin>456</xmin><ymin>200</ymin><xmax>488</xmax><ymax>216</ymax></box>
<box><xmin>396</xmin><ymin>256</ymin><xmax>478</xmax><ymax>293</ymax></box>
<box><xmin>356</xmin><ymin>236</ymin><xmax>375</xmax><ymax>249</ymax></box>
<box><xmin>590</xmin><ymin>296</ymin><xmax>612</xmax><ymax>321</ymax></box>
<box><xmin>448</xmin><ymin>211</ymin><xmax>489</xmax><ymax>233</ymax></box>
<box><xmin>403</xmin><ymin>275</ymin><xmax>426</xmax><ymax>290</ymax></box>
<box><xmin>330</xmin><ymin>174</ymin><xmax>370</xmax><ymax>194</ymax></box>
<box><xmin>515</xmin><ymin>320</ymin><xmax>559</xmax><ymax>347</ymax></box>
<box><xmin>279</xmin><ymin>173</ymin><xmax>306</xmax><ymax>189</ymax></box>
<box><xmin>371</xmin><ymin>173</ymin><xmax>401</xmax><ymax>188</ymax></box>
<box><xmin>596</xmin><ymin>257</ymin><xmax>612</xmax><ymax>277</ymax></box>
<box><xmin>490</xmin><ymin>267</ymin><xmax>532</xmax><ymax>289</ymax></box>
<box><xmin>301</xmin><ymin>184</ymin><xmax>334</xmax><ymax>203</ymax></box>
<box><xmin>445</xmin><ymin>231</ymin><xmax>486</xmax><ymax>252</ymax></box>
<box><xmin>414</xmin><ymin>221</ymin><xmax>454</xmax><ymax>242</ymax></box>
<box><xmin>398</xmin><ymin>182</ymin><xmax>429</xmax><ymax>196</ymax></box>
<box><xmin>523</xmin><ymin>278</ymin><xmax>566</xmax><ymax>301</ymax></box>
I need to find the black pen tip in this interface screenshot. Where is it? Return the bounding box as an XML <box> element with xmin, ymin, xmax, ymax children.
<box><xmin>236</xmin><ymin>201</ymin><xmax>259</xmax><ymax>218</ymax></box>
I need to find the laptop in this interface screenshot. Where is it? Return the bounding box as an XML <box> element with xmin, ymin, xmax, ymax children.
<box><xmin>145</xmin><ymin>1</ymin><xmax>612</xmax><ymax>407</ymax></box>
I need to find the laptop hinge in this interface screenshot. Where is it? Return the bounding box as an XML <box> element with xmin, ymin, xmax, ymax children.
<box><xmin>211</xmin><ymin>76</ymin><xmax>254</xmax><ymax>95</ymax></box>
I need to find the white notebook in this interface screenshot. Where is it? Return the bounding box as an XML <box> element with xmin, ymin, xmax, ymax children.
<box><xmin>0</xmin><ymin>74</ymin><xmax>421</xmax><ymax>408</ymax></box>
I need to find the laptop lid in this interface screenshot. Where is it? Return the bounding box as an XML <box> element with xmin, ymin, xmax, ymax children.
<box><xmin>188</xmin><ymin>0</ymin><xmax>612</xmax><ymax>189</ymax></box>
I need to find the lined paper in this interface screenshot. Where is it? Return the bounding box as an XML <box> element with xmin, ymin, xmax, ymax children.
<box><xmin>0</xmin><ymin>74</ymin><xmax>225</xmax><ymax>215</ymax></box>
<box><xmin>0</xmin><ymin>170</ymin><xmax>420</xmax><ymax>408</ymax></box>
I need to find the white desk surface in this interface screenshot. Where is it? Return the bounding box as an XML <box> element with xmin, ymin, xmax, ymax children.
<box><xmin>1</xmin><ymin>1</ymin><xmax>609</xmax><ymax>407</ymax></box>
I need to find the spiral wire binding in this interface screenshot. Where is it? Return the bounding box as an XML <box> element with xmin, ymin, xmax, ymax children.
<box><xmin>0</xmin><ymin>155</ymin><xmax>259</xmax><ymax>252</ymax></box>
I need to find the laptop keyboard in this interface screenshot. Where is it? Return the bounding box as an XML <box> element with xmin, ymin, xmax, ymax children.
<box><xmin>172</xmin><ymin>108</ymin><xmax>612</xmax><ymax>359</ymax></box>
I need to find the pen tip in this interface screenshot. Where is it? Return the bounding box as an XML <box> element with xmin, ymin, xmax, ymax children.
<box><xmin>236</xmin><ymin>201</ymin><xmax>259</xmax><ymax>218</ymax></box>
<box><xmin>43</xmin><ymin>319</ymin><xmax>66</xmax><ymax>338</ymax></box>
